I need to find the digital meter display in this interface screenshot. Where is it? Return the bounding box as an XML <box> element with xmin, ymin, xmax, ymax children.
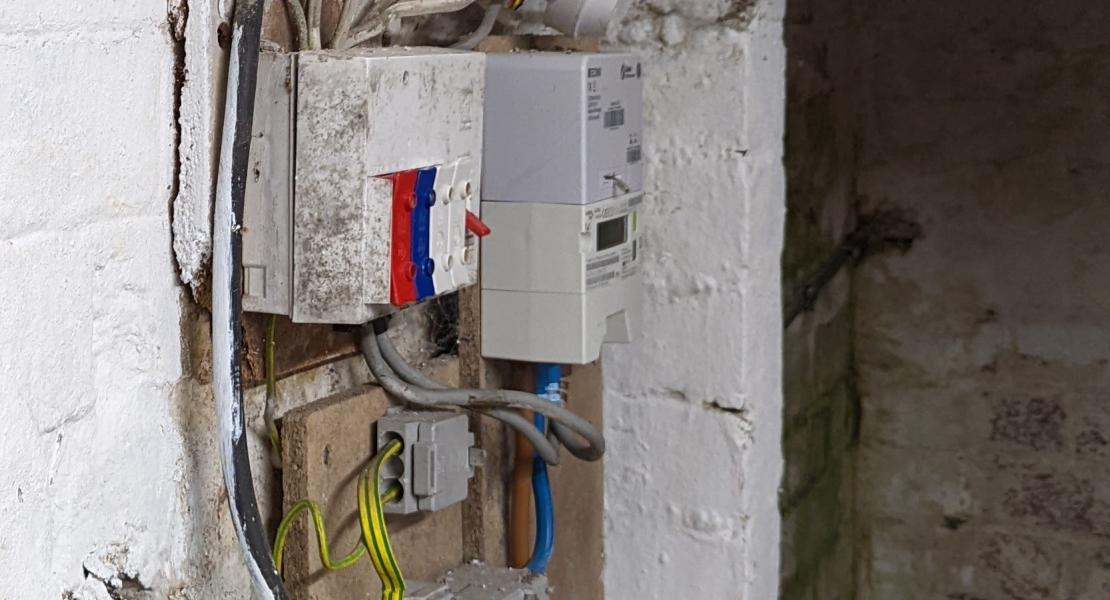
<box><xmin>597</xmin><ymin>216</ymin><xmax>628</xmax><ymax>251</ymax></box>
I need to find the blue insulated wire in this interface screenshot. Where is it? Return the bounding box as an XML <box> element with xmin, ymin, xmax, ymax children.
<box><xmin>527</xmin><ymin>364</ymin><xmax>561</xmax><ymax>573</ymax></box>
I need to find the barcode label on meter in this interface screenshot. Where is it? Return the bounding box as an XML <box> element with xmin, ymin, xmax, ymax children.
<box><xmin>627</xmin><ymin>146</ymin><xmax>642</xmax><ymax>164</ymax></box>
<box><xmin>604</xmin><ymin>107</ymin><xmax>625</xmax><ymax>129</ymax></box>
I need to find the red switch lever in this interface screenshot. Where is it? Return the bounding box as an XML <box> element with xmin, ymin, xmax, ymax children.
<box><xmin>465</xmin><ymin>211</ymin><xmax>491</xmax><ymax>238</ymax></box>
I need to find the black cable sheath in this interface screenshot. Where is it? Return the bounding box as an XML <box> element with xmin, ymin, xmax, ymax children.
<box><xmin>212</xmin><ymin>1</ymin><xmax>288</xmax><ymax>598</ymax></box>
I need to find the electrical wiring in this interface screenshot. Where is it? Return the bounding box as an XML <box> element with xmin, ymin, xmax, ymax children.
<box><xmin>212</xmin><ymin>0</ymin><xmax>287</xmax><ymax>598</ymax></box>
<box><xmin>333</xmin><ymin>0</ymin><xmax>385</xmax><ymax>49</ymax></box>
<box><xmin>550</xmin><ymin>420</ymin><xmax>601</xmax><ymax>462</ymax></box>
<box><xmin>284</xmin><ymin>0</ymin><xmax>311</xmax><ymax>50</ymax></box>
<box><xmin>359</xmin><ymin>321</ymin><xmax>606</xmax><ymax>463</ymax></box>
<box><xmin>332</xmin><ymin>0</ymin><xmax>398</xmax><ymax>48</ymax></box>
<box><xmin>360</xmin><ymin>439</ymin><xmax>407</xmax><ymax>600</ymax></box>
<box><xmin>388</xmin><ymin>0</ymin><xmax>477</xmax><ymax>19</ymax></box>
<box><xmin>451</xmin><ymin>2</ymin><xmax>502</xmax><ymax>50</ymax></box>
<box><xmin>374</xmin><ymin>329</ymin><xmax>562</xmax><ymax>465</ymax></box>
<box><xmin>527</xmin><ymin>423</ymin><xmax>555</xmax><ymax>573</ymax></box>
<box><xmin>526</xmin><ymin>365</ymin><xmax>559</xmax><ymax>574</ymax></box>
<box><xmin>509</xmin><ymin>409</ymin><xmax>534</xmax><ymax>568</ymax></box>
<box><xmin>336</xmin><ymin>0</ymin><xmax>477</xmax><ymax>48</ymax></box>
<box><xmin>272</xmin><ymin>486</ymin><xmax>401</xmax><ymax>572</ymax></box>
<box><xmin>264</xmin><ymin>315</ymin><xmax>283</xmax><ymax>469</ymax></box>
<box><xmin>270</xmin><ymin>440</ymin><xmax>406</xmax><ymax>600</ymax></box>
<box><xmin>308</xmin><ymin>0</ymin><xmax>323</xmax><ymax>49</ymax></box>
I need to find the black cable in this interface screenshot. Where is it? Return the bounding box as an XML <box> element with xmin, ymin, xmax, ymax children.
<box><xmin>212</xmin><ymin>1</ymin><xmax>288</xmax><ymax>598</ymax></box>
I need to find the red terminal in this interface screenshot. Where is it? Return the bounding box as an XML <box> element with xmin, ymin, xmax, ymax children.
<box><xmin>465</xmin><ymin>211</ymin><xmax>492</xmax><ymax>238</ymax></box>
<box><xmin>387</xmin><ymin>170</ymin><xmax>419</xmax><ymax>306</ymax></box>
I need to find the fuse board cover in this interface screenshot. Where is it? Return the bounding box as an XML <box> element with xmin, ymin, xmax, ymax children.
<box><xmin>243</xmin><ymin>49</ymin><xmax>484</xmax><ymax>324</ymax></box>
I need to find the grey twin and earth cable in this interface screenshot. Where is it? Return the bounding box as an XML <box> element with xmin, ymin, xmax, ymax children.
<box><xmin>360</xmin><ymin>323</ymin><xmax>606</xmax><ymax>464</ymax></box>
<box><xmin>375</xmin><ymin>328</ymin><xmax>561</xmax><ymax>464</ymax></box>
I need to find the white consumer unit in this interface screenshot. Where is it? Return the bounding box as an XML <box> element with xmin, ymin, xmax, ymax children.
<box><xmin>242</xmin><ymin>48</ymin><xmax>486</xmax><ymax>324</ymax></box>
<box><xmin>481</xmin><ymin>52</ymin><xmax>644</xmax><ymax>365</ymax></box>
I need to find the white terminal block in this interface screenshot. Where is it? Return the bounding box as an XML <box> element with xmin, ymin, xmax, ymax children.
<box><xmin>481</xmin><ymin>52</ymin><xmax>645</xmax><ymax>365</ymax></box>
<box><xmin>243</xmin><ymin>48</ymin><xmax>485</xmax><ymax>324</ymax></box>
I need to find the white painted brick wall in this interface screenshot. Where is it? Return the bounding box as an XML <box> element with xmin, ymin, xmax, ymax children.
<box><xmin>603</xmin><ymin>1</ymin><xmax>785</xmax><ymax>597</ymax></box>
<box><xmin>0</xmin><ymin>3</ymin><xmax>193</xmax><ymax>597</ymax></box>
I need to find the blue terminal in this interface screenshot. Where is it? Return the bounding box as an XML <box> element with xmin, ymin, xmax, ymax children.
<box><xmin>412</xmin><ymin>167</ymin><xmax>438</xmax><ymax>300</ymax></box>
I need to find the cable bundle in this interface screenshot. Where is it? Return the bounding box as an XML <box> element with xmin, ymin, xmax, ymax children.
<box><xmin>358</xmin><ymin>319</ymin><xmax>605</xmax><ymax>466</ymax></box>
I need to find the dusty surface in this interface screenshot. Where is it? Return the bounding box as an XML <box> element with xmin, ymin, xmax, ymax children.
<box><xmin>851</xmin><ymin>2</ymin><xmax>1110</xmax><ymax>598</ymax></box>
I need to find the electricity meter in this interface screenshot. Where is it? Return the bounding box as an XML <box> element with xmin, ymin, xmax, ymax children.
<box><xmin>481</xmin><ymin>52</ymin><xmax>645</xmax><ymax>364</ymax></box>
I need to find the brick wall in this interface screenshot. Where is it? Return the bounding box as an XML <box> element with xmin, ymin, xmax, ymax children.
<box><xmin>604</xmin><ymin>1</ymin><xmax>787</xmax><ymax>598</ymax></box>
<box><xmin>853</xmin><ymin>2</ymin><xmax>1110</xmax><ymax>597</ymax></box>
<box><xmin>0</xmin><ymin>2</ymin><xmax>193</xmax><ymax>597</ymax></box>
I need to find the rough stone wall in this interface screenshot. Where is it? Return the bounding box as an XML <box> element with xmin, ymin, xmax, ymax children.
<box><xmin>780</xmin><ymin>0</ymin><xmax>859</xmax><ymax>597</ymax></box>
<box><xmin>853</xmin><ymin>2</ymin><xmax>1110</xmax><ymax>598</ymax></box>
<box><xmin>602</xmin><ymin>0</ymin><xmax>786</xmax><ymax>597</ymax></box>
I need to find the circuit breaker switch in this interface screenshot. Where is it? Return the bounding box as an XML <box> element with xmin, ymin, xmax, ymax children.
<box><xmin>240</xmin><ymin>48</ymin><xmax>485</xmax><ymax>323</ymax></box>
<box><xmin>465</xmin><ymin>211</ymin><xmax>491</xmax><ymax>238</ymax></box>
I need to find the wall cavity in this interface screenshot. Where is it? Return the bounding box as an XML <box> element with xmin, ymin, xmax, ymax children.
<box><xmin>1</xmin><ymin>0</ymin><xmax>789</xmax><ymax>596</ymax></box>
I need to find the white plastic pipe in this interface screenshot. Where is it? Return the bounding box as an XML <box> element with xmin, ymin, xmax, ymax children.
<box><xmin>544</xmin><ymin>0</ymin><xmax>623</xmax><ymax>37</ymax></box>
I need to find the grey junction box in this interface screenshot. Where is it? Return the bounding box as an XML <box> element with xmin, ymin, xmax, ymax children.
<box><xmin>376</xmin><ymin>411</ymin><xmax>479</xmax><ymax>515</ymax></box>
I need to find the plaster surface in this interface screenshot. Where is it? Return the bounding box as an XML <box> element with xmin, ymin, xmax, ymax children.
<box><xmin>0</xmin><ymin>3</ymin><xmax>385</xmax><ymax>596</ymax></box>
<box><xmin>603</xmin><ymin>0</ymin><xmax>786</xmax><ymax>597</ymax></box>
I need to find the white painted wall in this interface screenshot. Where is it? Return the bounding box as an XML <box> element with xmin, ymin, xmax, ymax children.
<box><xmin>0</xmin><ymin>2</ymin><xmax>295</xmax><ymax>597</ymax></box>
<box><xmin>0</xmin><ymin>1</ymin><xmax>193</xmax><ymax>597</ymax></box>
<box><xmin>603</xmin><ymin>0</ymin><xmax>786</xmax><ymax>597</ymax></box>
